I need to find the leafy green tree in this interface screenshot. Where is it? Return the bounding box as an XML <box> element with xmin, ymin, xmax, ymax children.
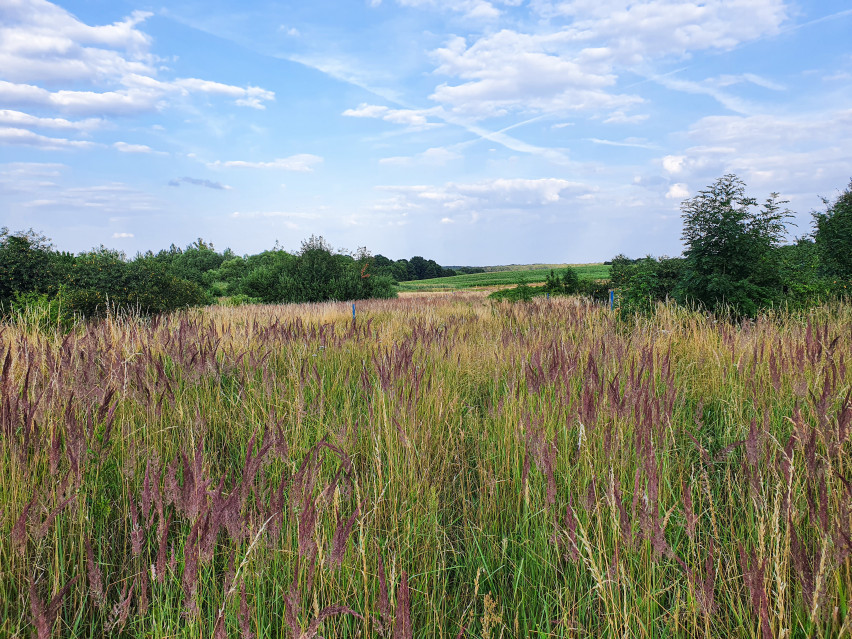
<box><xmin>676</xmin><ymin>174</ymin><xmax>792</xmax><ymax>317</ymax></box>
<box><xmin>167</xmin><ymin>238</ymin><xmax>225</xmax><ymax>287</ymax></box>
<box><xmin>561</xmin><ymin>267</ymin><xmax>581</xmax><ymax>294</ymax></box>
<box><xmin>812</xmin><ymin>179</ymin><xmax>852</xmax><ymax>282</ymax></box>
<box><xmin>125</xmin><ymin>260</ymin><xmax>208</xmax><ymax>314</ymax></box>
<box><xmin>0</xmin><ymin>228</ymin><xmax>58</xmax><ymax>307</ymax></box>
<box><xmin>616</xmin><ymin>256</ymin><xmax>684</xmax><ymax>316</ymax></box>
<box><xmin>542</xmin><ymin>267</ymin><xmax>580</xmax><ymax>295</ymax></box>
<box><xmin>609</xmin><ymin>254</ymin><xmax>637</xmax><ymax>290</ymax></box>
<box><xmin>241</xmin><ymin>266</ymin><xmax>282</xmax><ymax>303</ymax></box>
<box><xmin>279</xmin><ymin>237</ymin><xmax>347</xmax><ymax>303</ymax></box>
<box><xmin>776</xmin><ymin>239</ymin><xmax>831</xmax><ymax>307</ymax></box>
<box><xmin>543</xmin><ymin>269</ymin><xmax>562</xmax><ymax>293</ymax></box>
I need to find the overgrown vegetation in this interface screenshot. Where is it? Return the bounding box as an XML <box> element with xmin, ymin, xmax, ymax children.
<box><xmin>487</xmin><ymin>267</ymin><xmax>610</xmax><ymax>303</ymax></box>
<box><xmin>0</xmin><ymin>232</ymin><xmax>414</xmax><ymax>322</ymax></box>
<box><xmin>610</xmin><ymin>174</ymin><xmax>851</xmax><ymax>318</ymax></box>
<box><xmin>1</xmin><ymin>296</ymin><xmax>850</xmax><ymax>637</ymax></box>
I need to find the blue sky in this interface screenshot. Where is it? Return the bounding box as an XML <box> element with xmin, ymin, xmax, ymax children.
<box><xmin>1</xmin><ymin>0</ymin><xmax>850</xmax><ymax>264</ymax></box>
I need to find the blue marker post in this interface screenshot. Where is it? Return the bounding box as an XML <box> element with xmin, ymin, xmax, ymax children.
<box><xmin>609</xmin><ymin>290</ymin><xmax>615</xmax><ymax>311</ymax></box>
<box><xmin>352</xmin><ymin>303</ymin><xmax>356</xmax><ymax>320</ymax></box>
<box><xmin>546</xmin><ymin>292</ymin><xmax>550</xmax><ymax>300</ymax></box>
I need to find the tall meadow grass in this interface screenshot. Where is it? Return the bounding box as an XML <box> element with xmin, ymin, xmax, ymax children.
<box><xmin>1</xmin><ymin>293</ymin><xmax>850</xmax><ymax>637</ymax></box>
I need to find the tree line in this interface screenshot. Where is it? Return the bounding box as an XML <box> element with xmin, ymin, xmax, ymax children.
<box><xmin>611</xmin><ymin>174</ymin><xmax>852</xmax><ymax>317</ymax></box>
<box><xmin>0</xmin><ymin>231</ymin><xmax>463</xmax><ymax>322</ymax></box>
<box><xmin>3</xmin><ymin>173</ymin><xmax>849</xmax><ymax>323</ymax></box>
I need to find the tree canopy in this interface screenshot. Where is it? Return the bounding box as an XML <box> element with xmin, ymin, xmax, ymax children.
<box><xmin>676</xmin><ymin>174</ymin><xmax>792</xmax><ymax>316</ymax></box>
<box><xmin>813</xmin><ymin>179</ymin><xmax>852</xmax><ymax>280</ymax></box>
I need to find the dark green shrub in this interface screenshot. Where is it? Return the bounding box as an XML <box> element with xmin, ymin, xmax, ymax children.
<box><xmin>561</xmin><ymin>267</ymin><xmax>581</xmax><ymax>294</ymax></box>
<box><xmin>813</xmin><ymin>179</ymin><xmax>852</xmax><ymax>285</ymax></box>
<box><xmin>614</xmin><ymin>256</ymin><xmax>684</xmax><ymax>316</ymax></box>
<box><xmin>676</xmin><ymin>174</ymin><xmax>791</xmax><ymax>318</ymax></box>
<box><xmin>9</xmin><ymin>290</ymin><xmax>76</xmax><ymax>333</ymax></box>
<box><xmin>240</xmin><ymin>267</ymin><xmax>282</xmax><ymax>303</ymax></box>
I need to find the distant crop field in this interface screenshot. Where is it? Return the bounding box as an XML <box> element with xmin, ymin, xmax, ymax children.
<box><xmin>398</xmin><ymin>263</ymin><xmax>610</xmax><ymax>291</ymax></box>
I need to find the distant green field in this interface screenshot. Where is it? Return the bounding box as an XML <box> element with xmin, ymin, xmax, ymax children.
<box><xmin>397</xmin><ymin>263</ymin><xmax>610</xmax><ymax>291</ymax></box>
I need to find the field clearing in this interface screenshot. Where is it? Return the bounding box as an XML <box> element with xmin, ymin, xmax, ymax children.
<box><xmin>1</xmin><ymin>293</ymin><xmax>851</xmax><ymax>637</ymax></box>
<box><xmin>397</xmin><ymin>263</ymin><xmax>610</xmax><ymax>291</ymax></box>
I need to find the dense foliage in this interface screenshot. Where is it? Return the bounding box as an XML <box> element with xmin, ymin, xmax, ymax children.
<box><xmin>813</xmin><ymin>179</ymin><xmax>852</xmax><ymax>281</ymax></box>
<box><xmin>1</xmin><ymin>231</ymin><xmax>471</xmax><ymax>321</ymax></box>
<box><xmin>355</xmin><ymin>253</ymin><xmax>456</xmax><ymax>282</ymax></box>
<box><xmin>612</xmin><ymin>174</ymin><xmax>851</xmax><ymax>318</ymax></box>
<box><xmin>676</xmin><ymin>174</ymin><xmax>791</xmax><ymax>317</ymax></box>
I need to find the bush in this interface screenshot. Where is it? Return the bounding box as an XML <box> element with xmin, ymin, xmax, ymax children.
<box><xmin>813</xmin><ymin>179</ymin><xmax>852</xmax><ymax>282</ymax></box>
<box><xmin>610</xmin><ymin>256</ymin><xmax>683</xmax><ymax>316</ymax></box>
<box><xmin>578</xmin><ymin>278</ymin><xmax>610</xmax><ymax>303</ymax></box>
<box><xmin>240</xmin><ymin>267</ymin><xmax>282</xmax><ymax>303</ymax></box>
<box><xmin>561</xmin><ymin>268</ymin><xmax>581</xmax><ymax>294</ymax></box>
<box><xmin>9</xmin><ymin>291</ymin><xmax>76</xmax><ymax>333</ymax></box>
<box><xmin>0</xmin><ymin>229</ymin><xmax>61</xmax><ymax>308</ymax></box>
<box><xmin>488</xmin><ymin>280</ymin><xmax>536</xmax><ymax>302</ymax></box>
<box><xmin>677</xmin><ymin>174</ymin><xmax>791</xmax><ymax>318</ymax></box>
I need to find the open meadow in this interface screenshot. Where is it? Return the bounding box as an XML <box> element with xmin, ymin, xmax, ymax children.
<box><xmin>1</xmin><ymin>293</ymin><xmax>851</xmax><ymax>638</ymax></box>
<box><xmin>396</xmin><ymin>264</ymin><xmax>610</xmax><ymax>292</ymax></box>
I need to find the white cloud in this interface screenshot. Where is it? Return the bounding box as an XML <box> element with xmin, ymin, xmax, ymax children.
<box><xmin>604</xmin><ymin>111</ymin><xmax>650</xmax><ymax>124</ymax></box>
<box><xmin>0</xmin><ymin>161</ymin><xmax>66</xmax><ymax>194</ymax></box>
<box><xmin>20</xmin><ymin>182</ymin><xmax>160</xmax><ymax>212</ymax></box>
<box><xmin>662</xmin><ymin>155</ymin><xmax>686</xmax><ymax>175</ymax></box>
<box><xmin>378</xmin><ymin>178</ymin><xmax>592</xmax><ymax>215</ymax></box>
<box><xmin>114</xmin><ymin>141</ymin><xmax>163</xmax><ymax>154</ymax></box>
<box><xmin>394</xmin><ymin>0</ymin><xmax>501</xmax><ymax>20</ymax></box>
<box><xmin>379</xmin><ymin>147</ymin><xmax>463</xmax><ymax>166</ymax></box>
<box><xmin>0</xmin><ymin>1</ymin><xmax>154</xmax><ymax>84</ymax></box>
<box><xmin>230</xmin><ymin>211</ymin><xmax>318</xmax><ymax>219</ymax></box>
<box><xmin>342</xmin><ymin>103</ymin><xmax>443</xmax><ymax>130</ymax></box>
<box><xmin>453</xmin><ymin>178</ymin><xmax>583</xmax><ymax>204</ymax></box>
<box><xmin>665</xmin><ymin>183</ymin><xmax>690</xmax><ymax>199</ymax></box>
<box><xmin>530</xmin><ymin>1</ymin><xmax>787</xmax><ymax>60</ymax></box>
<box><xmin>208</xmin><ymin>154</ymin><xmax>324</xmax><ymax>171</ymax></box>
<box><xmin>0</xmin><ymin>109</ymin><xmax>102</xmax><ymax>131</ymax></box>
<box><xmin>712</xmin><ymin>73</ymin><xmax>785</xmax><ymax>91</ymax></box>
<box><xmin>430</xmin><ymin>31</ymin><xmax>642</xmax><ymax>118</ymax></box>
<box><xmin>688</xmin><ymin>110</ymin><xmax>852</xmax><ymax>147</ymax></box>
<box><xmin>0</xmin><ymin>126</ymin><xmax>95</xmax><ymax>149</ymax></box>
<box><xmin>174</xmin><ymin>79</ymin><xmax>275</xmax><ymax>110</ymax></box>
<box><xmin>658</xmin><ymin>109</ymin><xmax>852</xmax><ymax>217</ymax></box>
<box><xmin>112</xmin><ymin>232</ymin><xmax>134</xmax><ymax>238</ymax></box>
<box><xmin>0</xmin><ymin>1</ymin><xmax>275</xmax><ymax>119</ymax></box>
<box><xmin>424</xmin><ymin>1</ymin><xmax>787</xmax><ymax>120</ymax></box>
<box><xmin>589</xmin><ymin>137</ymin><xmax>658</xmax><ymax>149</ymax></box>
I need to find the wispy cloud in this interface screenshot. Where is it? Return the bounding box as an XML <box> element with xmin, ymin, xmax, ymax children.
<box><xmin>0</xmin><ymin>109</ymin><xmax>102</xmax><ymax>131</ymax></box>
<box><xmin>342</xmin><ymin>103</ymin><xmax>443</xmax><ymax>130</ymax></box>
<box><xmin>0</xmin><ymin>126</ymin><xmax>96</xmax><ymax>149</ymax></box>
<box><xmin>207</xmin><ymin>154</ymin><xmax>323</xmax><ymax>171</ymax></box>
<box><xmin>168</xmin><ymin>176</ymin><xmax>232</xmax><ymax>190</ymax></box>
<box><xmin>0</xmin><ymin>2</ymin><xmax>275</xmax><ymax>118</ymax></box>
<box><xmin>114</xmin><ymin>141</ymin><xmax>166</xmax><ymax>154</ymax></box>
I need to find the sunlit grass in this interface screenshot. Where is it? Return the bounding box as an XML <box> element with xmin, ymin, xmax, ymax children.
<box><xmin>1</xmin><ymin>293</ymin><xmax>850</xmax><ymax>637</ymax></box>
